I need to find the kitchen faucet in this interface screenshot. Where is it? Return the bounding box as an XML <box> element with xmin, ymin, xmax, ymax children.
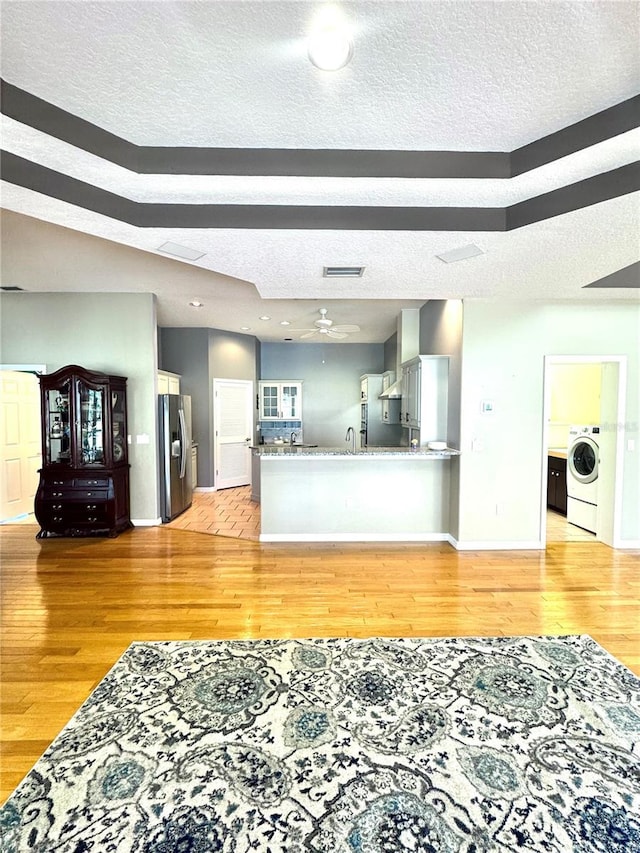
<box><xmin>345</xmin><ymin>426</ymin><xmax>355</xmax><ymax>453</ymax></box>
<box><xmin>289</xmin><ymin>431</ymin><xmax>297</xmax><ymax>446</ymax></box>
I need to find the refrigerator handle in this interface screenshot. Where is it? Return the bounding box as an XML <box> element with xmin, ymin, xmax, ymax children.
<box><xmin>178</xmin><ymin>407</ymin><xmax>187</xmax><ymax>479</ymax></box>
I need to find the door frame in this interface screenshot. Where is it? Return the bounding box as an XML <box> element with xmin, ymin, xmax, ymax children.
<box><xmin>540</xmin><ymin>355</ymin><xmax>626</xmax><ymax>548</ymax></box>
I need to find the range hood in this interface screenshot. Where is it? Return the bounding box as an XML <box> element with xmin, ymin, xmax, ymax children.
<box><xmin>378</xmin><ymin>309</ymin><xmax>420</xmax><ymax>399</ymax></box>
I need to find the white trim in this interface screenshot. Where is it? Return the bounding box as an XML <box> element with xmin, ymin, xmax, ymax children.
<box><xmin>0</xmin><ymin>363</ymin><xmax>47</xmax><ymax>373</ymax></box>
<box><xmin>451</xmin><ymin>538</ymin><xmax>544</xmax><ymax>551</ymax></box>
<box><xmin>541</xmin><ymin>355</ymin><xmax>627</xmax><ymax>549</ymax></box>
<box><xmin>131</xmin><ymin>517</ymin><xmax>162</xmax><ymax>526</ymax></box>
<box><xmin>611</xmin><ymin>539</ymin><xmax>640</xmax><ymax>550</ymax></box>
<box><xmin>194</xmin><ymin>486</ymin><xmax>217</xmax><ymax>492</ymax></box>
<box><xmin>259</xmin><ymin>532</ymin><xmax>450</xmax><ymax>543</ymax></box>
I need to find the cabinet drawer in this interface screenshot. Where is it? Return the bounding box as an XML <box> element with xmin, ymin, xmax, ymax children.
<box><xmin>41</xmin><ymin>502</ymin><xmax>109</xmax><ymax>525</ymax></box>
<box><xmin>74</xmin><ymin>478</ymin><xmax>110</xmax><ymax>488</ymax></box>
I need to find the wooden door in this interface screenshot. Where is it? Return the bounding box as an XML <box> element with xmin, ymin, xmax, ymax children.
<box><xmin>213</xmin><ymin>379</ymin><xmax>253</xmax><ymax>490</ymax></box>
<box><xmin>0</xmin><ymin>371</ymin><xmax>42</xmax><ymax>521</ymax></box>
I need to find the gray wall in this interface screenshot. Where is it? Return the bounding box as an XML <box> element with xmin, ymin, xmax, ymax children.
<box><xmin>0</xmin><ymin>292</ymin><xmax>159</xmax><ymax>522</ymax></box>
<box><xmin>261</xmin><ymin>343</ymin><xmax>384</xmax><ymax>446</ymax></box>
<box><xmin>160</xmin><ymin>327</ymin><xmax>258</xmax><ymax>487</ymax></box>
<box><xmin>419</xmin><ymin>299</ymin><xmax>464</xmax><ymax>538</ymax></box>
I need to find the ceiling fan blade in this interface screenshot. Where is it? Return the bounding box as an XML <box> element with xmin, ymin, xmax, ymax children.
<box><xmin>300</xmin><ymin>330</ymin><xmax>319</xmax><ymax>339</ymax></box>
<box><xmin>327</xmin><ymin>329</ymin><xmax>348</xmax><ymax>339</ymax></box>
<box><xmin>331</xmin><ymin>324</ymin><xmax>360</xmax><ymax>333</ymax></box>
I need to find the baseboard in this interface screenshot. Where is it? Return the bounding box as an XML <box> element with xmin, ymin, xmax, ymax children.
<box><xmin>194</xmin><ymin>486</ymin><xmax>216</xmax><ymax>492</ymax></box>
<box><xmin>131</xmin><ymin>517</ymin><xmax>162</xmax><ymax>527</ymax></box>
<box><xmin>260</xmin><ymin>532</ymin><xmax>450</xmax><ymax>543</ymax></box>
<box><xmin>612</xmin><ymin>538</ymin><xmax>640</xmax><ymax>549</ymax></box>
<box><xmin>450</xmin><ymin>537</ymin><xmax>544</xmax><ymax>551</ymax></box>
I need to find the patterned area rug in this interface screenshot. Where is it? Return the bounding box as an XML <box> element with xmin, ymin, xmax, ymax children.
<box><xmin>2</xmin><ymin>635</ymin><xmax>639</xmax><ymax>852</ymax></box>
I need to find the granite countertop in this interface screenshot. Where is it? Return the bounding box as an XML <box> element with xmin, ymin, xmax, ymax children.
<box><xmin>253</xmin><ymin>446</ymin><xmax>460</xmax><ymax>457</ymax></box>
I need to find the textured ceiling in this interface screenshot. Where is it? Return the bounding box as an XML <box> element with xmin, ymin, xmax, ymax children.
<box><xmin>0</xmin><ymin>0</ymin><xmax>639</xmax><ymax>343</ymax></box>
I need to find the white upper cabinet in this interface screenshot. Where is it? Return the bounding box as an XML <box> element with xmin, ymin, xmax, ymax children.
<box><xmin>259</xmin><ymin>381</ymin><xmax>303</xmax><ymax>420</ymax></box>
<box><xmin>400</xmin><ymin>356</ymin><xmax>449</xmax><ymax>443</ymax></box>
<box><xmin>158</xmin><ymin>371</ymin><xmax>181</xmax><ymax>395</ymax></box>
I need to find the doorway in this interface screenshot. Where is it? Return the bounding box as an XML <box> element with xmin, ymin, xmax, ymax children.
<box><xmin>0</xmin><ymin>367</ymin><xmax>44</xmax><ymax>522</ymax></box>
<box><xmin>541</xmin><ymin>356</ymin><xmax>626</xmax><ymax>547</ymax></box>
<box><xmin>212</xmin><ymin>379</ymin><xmax>254</xmax><ymax>490</ymax></box>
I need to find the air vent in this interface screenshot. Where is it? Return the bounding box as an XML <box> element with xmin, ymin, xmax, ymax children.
<box><xmin>0</xmin><ymin>286</ymin><xmax>25</xmax><ymax>291</ymax></box>
<box><xmin>323</xmin><ymin>266</ymin><xmax>365</xmax><ymax>277</ymax></box>
<box><xmin>436</xmin><ymin>244</ymin><xmax>485</xmax><ymax>263</ymax></box>
<box><xmin>158</xmin><ymin>241</ymin><xmax>206</xmax><ymax>261</ymax></box>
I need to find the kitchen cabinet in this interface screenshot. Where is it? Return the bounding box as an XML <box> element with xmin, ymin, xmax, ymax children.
<box><xmin>258</xmin><ymin>381</ymin><xmax>302</xmax><ymax>420</ymax></box>
<box><xmin>34</xmin><ymin>364</ymin><xmax>131</xmax><ymax>538</ymax></box>
<box><xmin>158</xmin><ymin>370</ymin><xmax>181</xmax><ymax>394</ymax></box>
<box><xmin>400</xmin><ymin>355</ymin><xmax>449</xmax><ymax>443</ymax></box>
<box><xmin>380</xmin><ymin>371</ymin><xmax>401</xmax><ymax>425</ymax></box>
<box><xmin>547</xmin><ymin>455</ymin><xmax>567</xmax><ymax>514</ymax></box>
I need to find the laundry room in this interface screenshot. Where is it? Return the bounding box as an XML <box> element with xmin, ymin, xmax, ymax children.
<box><xmin>546</xmin><ymin>361</ymin><xmax>602</xmax><ymax>539</ymax></box>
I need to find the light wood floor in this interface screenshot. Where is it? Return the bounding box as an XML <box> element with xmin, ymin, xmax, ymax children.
<box><xmin>1</xmin><ymin>523</ymin><xmax>638</xmax><ymax>804</ymax></box>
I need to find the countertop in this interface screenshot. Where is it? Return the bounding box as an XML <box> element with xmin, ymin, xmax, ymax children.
<box><xmin>548</xmin><ymin>447</ymin><xmax>568</xmax><ymax>459</ymax></box>
<box><xmin>253</xmin><ymin>445</ymin><xmax>460</xmax><ymax>458</ymax></box>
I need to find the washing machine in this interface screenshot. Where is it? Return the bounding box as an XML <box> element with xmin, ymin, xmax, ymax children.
<box><xmin>566</xmin><ymin>425</ymin><xmax>600</xmax><ymax>533</ymax></box>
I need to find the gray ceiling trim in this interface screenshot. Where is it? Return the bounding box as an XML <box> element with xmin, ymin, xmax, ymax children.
<box><xmin>583</xmin><ymin>260</ymin><xmax>640</xmax><ymax>289</ymax></box>
<box><xmin>2</xmin><ymin>79</ymin><xmax>638</xmax><ymax>180</ymax></box>
<box><xmin>2</xmin><ymin>151</ymin><xmax>638</xmax><ymax>232</ymax></box>
<box><xmin>507</xmin><ymin>162</ymin><xmax>640</xmax><ymax>230</ymax></box>
<box><xmin>511</xmin><ymin>95</ymin><xmax>640</xmax><ymax>176</ymax></box>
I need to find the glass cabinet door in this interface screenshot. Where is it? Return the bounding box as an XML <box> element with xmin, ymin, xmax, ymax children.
<box><xmin>281</xmin><ymin>384</ymin><xmax>300</xmax><ymax>419</ymax></box>
<box><xmin>45</xmin><ymin>380</ymin><xmax>72</xmax><ymax>466</ymax></box>
<box><xmin>78</xmin><ymin>380</ymin><xmax>105</xmax><ymax>465</ymax></box>
<box><xmin>260</xmin><ymin>385</ymin><xmax>279</xmax><ymax>419</ymax></box>
<box><xmin>111</xmin><ymin>387</ymin><xmax>127</xmax><ymax>464</ymax></box>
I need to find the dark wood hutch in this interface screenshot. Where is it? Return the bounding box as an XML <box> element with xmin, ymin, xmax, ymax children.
<box><xmin>34</xmin><ymin>364</ymin><xmax>132</xmax><ymax>538</ymax></box>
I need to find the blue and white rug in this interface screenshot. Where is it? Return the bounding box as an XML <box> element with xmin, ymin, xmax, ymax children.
<box><xmin>1</xmin><ymin>635</ymin><xmax>639</xmax><ymax>852</ymax></box>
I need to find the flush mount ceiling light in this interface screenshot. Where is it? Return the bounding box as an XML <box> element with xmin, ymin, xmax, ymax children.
<box><xmin>307</xmin><ymin>9</ymin><xmax>353</xmax><ymax>71</ymax></box>
<box><xmin>189</xmin><ymin>300</ymin><xmax>203</xmax><ymax>308</ymax></box>
<box><xmin>240</xmin><ymin>326</ymin><xmax>251</xmax><ymax>331</ymax></box>
<box><xmin>158</xmin><ymin>241</ymin><xmax>206</xmax><ymax>261</ymax></box>
<box><xmin>259</xmin><ymin>315</ymin><xmax>271</xmax><ymax>321</ymax></box>
<box><xmin>280</xmin><ymin>320</ymin><xmax>291</xmax><ymax>326</ymax></box>
<box><xmin>436</xmin><ymin>244</ymin><xmax>485</xmax><ymax>263</ymax></box>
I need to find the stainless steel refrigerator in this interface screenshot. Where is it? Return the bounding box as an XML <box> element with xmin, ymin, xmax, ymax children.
<box><xmin>159</xmin><ymin>394</ymin><xmax>193</xmax><ymax>522</ymax></box>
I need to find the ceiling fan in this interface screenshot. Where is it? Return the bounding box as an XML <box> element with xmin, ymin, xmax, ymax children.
<box><xmin>292</xmin><ymin>308</ymin><xmax>361</xmax><ymax>340</ymax></box>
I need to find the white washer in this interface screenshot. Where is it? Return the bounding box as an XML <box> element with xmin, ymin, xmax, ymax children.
<box><xmin>566</xmin><ymin>425</ymin><xmax>600</xmax><ymax>533</ymax></box>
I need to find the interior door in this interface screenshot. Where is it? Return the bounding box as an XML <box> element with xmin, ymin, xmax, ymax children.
<box><xmin>0</xmin><ymin>370</ymin><xmax>42</xmax><ymax>521</ymax></box>
<box><xmin>213</xmin><ymin>379</ymin><xmax>253</xmax><ymax>490</ymax></box>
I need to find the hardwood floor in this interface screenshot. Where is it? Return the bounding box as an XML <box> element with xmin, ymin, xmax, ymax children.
<box><xmin>1</xmin><ymin>523</ymin><xmax>638</xmax><ymax>804</ymax></box>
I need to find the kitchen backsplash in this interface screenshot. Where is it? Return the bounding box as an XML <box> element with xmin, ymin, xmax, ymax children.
<box><xmin>258</xmin><ymin>420</ymin><xmax>303</xmax><ymax>444</ymax></box>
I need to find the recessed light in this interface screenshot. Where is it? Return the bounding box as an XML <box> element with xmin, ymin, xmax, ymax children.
<box><xmin>240</xmin><ymin>326</ymin><xmax>250</xmax><ymax>331</ymax></box>
<box><xmin>158</xmin><ymin>241</ymin><xmax>206</xmax><ymax>261</ymax></box>
<box><xmin>259</xmin><ymin>316</ymin><xmax>271</xmax><ymax>321</ymax></box>
<box><xmin>189</xmin><ymin>300</ymin><xmax>203</xmax><ymax>308</ymax></box>
<box><xmin>280</xmin><ymin>320</ymin><xmax>291</xmax><ymax>326</ymax></box>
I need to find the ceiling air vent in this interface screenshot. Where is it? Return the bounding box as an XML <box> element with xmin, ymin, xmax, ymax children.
<box><xmin>323</xmin><ymin>266</ymin><xmax>365</xmax><ymax>277</ymax></box>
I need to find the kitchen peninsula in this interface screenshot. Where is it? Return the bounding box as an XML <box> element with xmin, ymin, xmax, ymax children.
<box><xmin>252</xmin><ymin>446</ymin><xmax>460</xmax><ymax>542</ymax></box>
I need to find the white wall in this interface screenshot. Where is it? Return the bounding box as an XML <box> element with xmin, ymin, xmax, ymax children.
<box><xmin>0</xmin><ymin>292</ymin><xmax>160</xmax><ymax>522</ymax></box>
<box><xmin>458</xmin><ymin>301</ymin><xmax>639</xmax><ymax>546</ymax></box>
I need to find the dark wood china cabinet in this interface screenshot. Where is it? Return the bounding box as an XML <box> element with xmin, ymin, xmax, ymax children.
<box><xmin>34</xmin><ymin>365</ymin><xmax>132</xmax><ymax>538</ymax></box>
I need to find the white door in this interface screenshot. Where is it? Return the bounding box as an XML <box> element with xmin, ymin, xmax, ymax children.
<box><xmin>0</xmin><ymin>370</ymin><xmax>42</xmax><ymax>521</ymax></box>
<box><xmin>213</xmin><ymin>379</ymin><xmax>253</xmax><ymax>490</ymax></box>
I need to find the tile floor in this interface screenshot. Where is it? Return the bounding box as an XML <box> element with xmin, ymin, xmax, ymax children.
<box><xmin>546</xmin><ymin>509</ymin><xmax>596</xmax><ymax>542</ymax></box>
<box><xmin>167</xmin><ymin>487</ymin><xmax>260</xmax><ymax>540</ymax></box>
